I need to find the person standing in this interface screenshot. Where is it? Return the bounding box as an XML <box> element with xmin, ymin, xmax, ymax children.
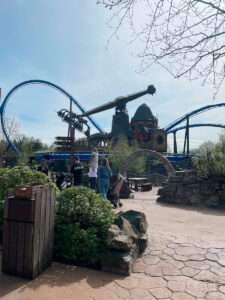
<box><xmin>97</xmin><ymin>158</ymin><xmax>112</xmax><ymax>199</ymax></box>
<box><xmin>88</xmin><ymin>149</ymin><xmax>98</xmax><ymax>190</ymax></box>
<box><xmin>37</xmin><ymin>159</ymin><xmax>48</xmax><ymax>176</ymax></box>
<box><xmin>70</xmin><ymin>156</ymin><xmax>83</xmax><ymax>186</ymax></box>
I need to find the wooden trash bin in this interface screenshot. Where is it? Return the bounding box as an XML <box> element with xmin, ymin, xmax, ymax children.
<box><xmin>2</xmin><ymin>183</ymin><xmax>56</xmax><ymax>279</ymax></box>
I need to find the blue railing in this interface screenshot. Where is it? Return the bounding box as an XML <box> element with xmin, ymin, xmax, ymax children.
<box><xmin>35</xmin><ymin>151</ymin><xmax>198</xmax><ymax>162</ymax></box>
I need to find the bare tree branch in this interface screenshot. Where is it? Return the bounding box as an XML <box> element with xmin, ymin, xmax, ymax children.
<box><xmin>0</xmin><ymin>117</ymin><xmax>21</xmax><ymax>156</ymax></box>
<box><xmin>98</xmin><ymin>0</ymin><xmax>225</xmax><ymax>97</ymax></box>
<box><xmin>194</xmin><ymin>0</ymin><xmax>225</xmax><ymax>14</ymax></box>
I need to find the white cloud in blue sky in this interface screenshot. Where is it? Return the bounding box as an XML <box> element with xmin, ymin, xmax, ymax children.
<box><xmin>0</xmin><ymin>0</ymin><xmax>225</xmax><ymax>152</ymax></box>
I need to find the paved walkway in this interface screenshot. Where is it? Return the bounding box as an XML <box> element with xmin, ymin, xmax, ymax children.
<box><xmin>1</xmin><ymin>188</ymin><xmax>225</xmax><ymax>299</ymax></box>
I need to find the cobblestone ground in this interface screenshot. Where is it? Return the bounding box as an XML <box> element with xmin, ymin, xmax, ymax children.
<box><xmin>1</xmin><ymin>188</ymin><xmax>225</xmax><ymax>299</ymax></box>
<box><xmin>132</xmin><ymin>232</ymin><xmax>225</xmax><ymax>300</ymax></box>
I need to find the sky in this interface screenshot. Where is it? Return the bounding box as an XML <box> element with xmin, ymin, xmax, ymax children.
<box><xmin>0</xmin><ymin>0</ymin><xmax>225</xmax><ymax>152</ymax></box>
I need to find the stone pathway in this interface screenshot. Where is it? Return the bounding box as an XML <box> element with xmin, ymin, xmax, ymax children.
<box><xmin>1</xmin><ymin>188</ymin><xmax>225</xmax><ymax>299</ymax></box>
<box><xmin>132</xmin><ymin>232</ymin><xmax>225</xmax><ymax>299</ymax></box>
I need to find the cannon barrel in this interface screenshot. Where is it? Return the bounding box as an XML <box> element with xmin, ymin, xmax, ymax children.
<box><xmin>80</xmin><ymin>85</ymin><xmax>156</xmax><ymax>117</ymax></box>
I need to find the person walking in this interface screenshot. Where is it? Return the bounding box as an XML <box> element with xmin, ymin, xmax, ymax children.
<box><xmin>88</xmin><ymin>149</ymin><xmax>98</xmax><ymax>190</ymax></box>
<box><xmin>70</xmin><ymin>156</ymin><xmax>83</xmax><ymax>186</ymax></box>
<box><xmin>97</xmin><ymin>158</ymin><xmax>112</xmax><ymax>199</ymax></box>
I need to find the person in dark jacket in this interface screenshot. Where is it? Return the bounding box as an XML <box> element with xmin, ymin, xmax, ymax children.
<box><xmin>37</xmin><ymin>159</ymin><xmax>48</xmax><ymax>175</ymax></box>
<box><xmin>70</xmin><ymin>156</ymin><xmax>83</xmax><ymax>186</ymax></box>
<box><xmin>97</xmin><ymin>158</ymin><xmax>112</xmax><ymax>198</ymax></box>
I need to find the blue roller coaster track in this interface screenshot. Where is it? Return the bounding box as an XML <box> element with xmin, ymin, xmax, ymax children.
<box><xmin>1</xmin><ymin>80</ymin><xmax>225</xmax><ymax>155</ymax></box>
<box><xmin>164</xmin><ymin>103</ymin><xmax>225</xmax><ymax>132</ymax></box>
<box><xmin>0</xmin><ymin>80</ymin><xmax>105</xmax><ymax>153</ymax></box>
<box><xmin>167</xmin><ymin>123</ymin><xmax>225</xmax><ymax>134</ymax></box>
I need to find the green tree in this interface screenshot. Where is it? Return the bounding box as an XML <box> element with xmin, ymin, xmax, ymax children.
<box><xmin>108</xmin><ymin>134</ymin><xmax>145</xmax><ymax>175</ymax></box>
<box><xmin>192</xmin><ymin>131</ymin><xmax>225</xmax><ymax>175</ymax></box>
<box><xmin>5</xmin><ymin>135</ymin><xmax>53</xmax><ymax>167</ymax></box>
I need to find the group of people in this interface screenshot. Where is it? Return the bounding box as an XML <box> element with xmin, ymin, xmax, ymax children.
<box><xmin>70</xmin><ymin>149</ymin><xmax>112</xmax><ymax>199</ymax></box>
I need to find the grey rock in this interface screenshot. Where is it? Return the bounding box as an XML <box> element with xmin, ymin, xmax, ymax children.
<box><xmin>118</xmin><ymin>210</ymin><xmax>148</xmax><ymax>234</ymax></box>
<box><xmin>138</xmin><ymin>233</ymin><xmax>148</xmax><ymax>253</ymax></box>
<box><xmin>102</xmin><ymin>210</ymin><xmax>148</xmax><ymax>276</ymax></box>
<box><xmin>157</xmin><ymin>174</ymin><xmax>225</xmax><ymax>209</ymax></box>
<box><xmin>189</xmin><ymin>194</ymin><xmax>201</xmax><ymax>205</ymax></box>
<box><xmin>206</xmin><ymin>195</ymin><xmax>220</xmax><ymax>207</ymax></box>
<box><xmin>168</xmin><ymin>176</ymin><xmax>183</xmax><ymax>183</ymax></box>
<box><xmin>116</xmin><ymin>215</ymin><xmax>139</xmax><ymax>241</ymax></box>
<box><xmin>176</xmin><ymin>187</ymin><xmax>185</xmax><ymax>197</ymax></box>
<box><xmin>107</xmin><ymin>224</ymin><xmax>121</xmax><ymax>239</ymax></box>
<box><xmin>183</xmin><ymin>176</ymin><xmax>202</xmax><ymax>185</ymax></box>
<box><xmin>107</xmin><ymin>234</ymin><xmax>134</xmax><ymax>251</ymax></box>
<box><xmin>101</xmin><ymin>249</ymin><xmax>136</xmax><ymax>276</ymax></box>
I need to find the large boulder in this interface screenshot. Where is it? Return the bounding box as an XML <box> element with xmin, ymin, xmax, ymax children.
<box><xmin>101</xmin><ymin>210</ymin><xmax>148</xmax><ymax>276</ymax></box>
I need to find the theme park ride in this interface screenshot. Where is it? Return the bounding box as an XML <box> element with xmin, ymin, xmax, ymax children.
<box><xmin>0</xmin><ymin>79</ymin><xmax>225</xmax><ymax>165</ymax></box>
<box><xmin>164</xmin><ymin>104</ymin><xmax>225</xmax><ymax>154</ymax></box>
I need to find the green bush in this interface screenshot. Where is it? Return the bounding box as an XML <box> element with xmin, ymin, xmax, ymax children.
<box><xmin>54</xmin><ymin>186</ymin><xmax>115</xmax><ymax>266</ymax></box>
<box><xmin>0</xmin><ymin>166</ymin><xmax>57</xmax><ymax>242</ymax></box>
<box><xmin>192</xmin><ymin>134</ymin><xmax>225</xmax><ymax>176</ymax></box>
<box><xmin>0</xmin><ymin>201</ymin><xmax>3</xmax><ymax>240</ymax></box>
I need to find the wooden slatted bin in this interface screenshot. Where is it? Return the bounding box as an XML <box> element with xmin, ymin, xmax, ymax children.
<box><xmin>2</xmin><ymin>183</ymin><xmax>56</xmax><ymax>279</ymax></box>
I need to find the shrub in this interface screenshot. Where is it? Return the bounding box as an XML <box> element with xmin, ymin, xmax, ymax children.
<box><xmin>0</xmin><ymin>166</ymin><xmax>57</xmax><ymax>242</ymax></box>
<box><xmin>54</xmin><ymin>186</ymin><xmax>115</xmax><ymax>266</ymax></box>
<box><xmin>192</xmin><ymin>138</ymin><xmax>225</xmax><ymax>176</ymax></box>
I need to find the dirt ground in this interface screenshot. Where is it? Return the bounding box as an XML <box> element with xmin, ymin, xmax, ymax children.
<box><xmin>1</xmin><ymin>187</ymin><xmax>225</xmax><ymax>300</ymax></box>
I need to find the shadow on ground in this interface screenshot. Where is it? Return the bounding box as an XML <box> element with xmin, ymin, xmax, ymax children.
<box><xmin>0</xmin><ymin>254</ymin><xmax>124</xmax><ymax>298</ymax></box>
<box><xmin>156</xmin><ymin>200</ymin><xmax>225</xmax><ymax>217</ymax></box>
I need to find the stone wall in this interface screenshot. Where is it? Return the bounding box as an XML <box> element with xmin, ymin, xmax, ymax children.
<box><xmin>149</xmin><ymin>173</ymin><xmax>168</xmax><ymax>187</ymax></box>
<box><xmin>157</xmin><ymin>171</ymin><xmax>225</xmax><ymax>208</ymax></box>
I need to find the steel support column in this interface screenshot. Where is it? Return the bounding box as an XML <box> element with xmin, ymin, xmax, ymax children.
<box><xmin>186</xmin><ymin>115</ymin><xmax>190</xmax><ymax>155</ymax></box>
<box><xmin>173</xmin><ymin>132</ymin><xmax>177</xmax><ymax>154</ymax></box>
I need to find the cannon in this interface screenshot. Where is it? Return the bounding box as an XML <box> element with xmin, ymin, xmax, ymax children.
<box><xmin>80</xmin><ymin>85</ymin><xmax>156</xmax><ymax>117</ymax></box>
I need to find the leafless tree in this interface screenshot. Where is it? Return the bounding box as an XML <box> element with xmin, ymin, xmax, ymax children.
<box><xmin>97</xmin><ymin>0</ymin><xmax>225</xmax><ymax>97</ymax></box>
<box><xmin>0</xmin><ymin>118</ymin><xmax>20</xmax><ymax>167</ymax></box>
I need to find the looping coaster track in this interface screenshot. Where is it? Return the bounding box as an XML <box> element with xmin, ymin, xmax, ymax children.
<box><xmin>0</xmin><ymin>80</ymin><xmax>105</xmax><ymax>153</ymax></box>
<box><xmin>0</xmin><ymin>79</ymin><xmax>224</xmax><ymax>154</ymax></box>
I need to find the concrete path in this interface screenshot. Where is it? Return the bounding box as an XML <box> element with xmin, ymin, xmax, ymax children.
<box><xmin>1</xmin><ymin>188</ymin><xmax>225</xmax><ymax>299</ymax></box>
